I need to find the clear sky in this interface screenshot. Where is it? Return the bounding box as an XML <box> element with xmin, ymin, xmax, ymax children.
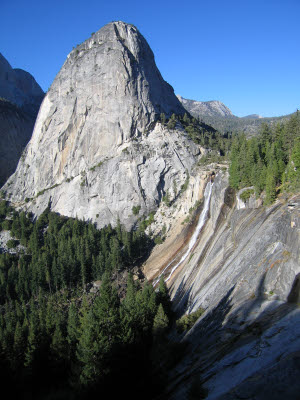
<box><xmin>1</xmin><ymin>0</ymin><xmax>299</xmax><ymax>117</ymax></box>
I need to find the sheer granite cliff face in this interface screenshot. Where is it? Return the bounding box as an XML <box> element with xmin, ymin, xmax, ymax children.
<box><xmin>3</xmin><ymin>22</ymin><xmax>199</xmax><ymax>228</ymax></box>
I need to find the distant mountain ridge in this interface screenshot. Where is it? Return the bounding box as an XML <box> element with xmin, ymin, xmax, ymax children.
<box><xmin>176</xmin><ymin>95</ymin><xmax>233</xmax><ymax>118</ymax></box>
<box><xmin>0</xmin><ymin>53</ymin><xmax>44</xmax><ymax>117</ymax></box>
<box><xmin>242</xmin><ymin>113</ymin><xmax>263</xmax><ymax>119</ymax></box>
<box><xmin>0</xmin><ymin>53</ymin><xmax>44</xmax><ymax>186</ymax></box>
<box><xmin>177</xmin><ymin>94</ymin><xmax>295</xmax><ymax>135</ymax></box>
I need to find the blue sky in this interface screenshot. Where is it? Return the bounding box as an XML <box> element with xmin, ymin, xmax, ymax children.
<box><xmin>1</xmin><ymin>0</ymin><xmax>299</xmax><ymax>117</ymax></box>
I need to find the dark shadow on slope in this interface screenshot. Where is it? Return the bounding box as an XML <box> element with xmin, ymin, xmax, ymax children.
<box><xmin>164</xmin><ymin>270</ymin><xmax>300</xmax><ymax>399</ymax></box>
<box><xmin>288</xmin><ymin>272</ymin><xmax>300</xmax><ymax>303</ymax></box>
<box><xmin>158</xmin><ymin>286</ymin><xmax>236</xmax><ymax>399</ymax></box>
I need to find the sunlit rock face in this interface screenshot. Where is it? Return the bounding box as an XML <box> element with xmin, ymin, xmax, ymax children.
<box><xmin>3</xmin><ymin>21</ymin><xmax>200</xmax><ymax>228</ymax></box>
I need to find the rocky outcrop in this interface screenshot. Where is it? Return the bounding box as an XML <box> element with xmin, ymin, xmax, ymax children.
<box><xmin>146</xmin><ymin>171</ymin><xmax>300</xmax><ymax>399</ymax></box>
<box><xmin>3</xmin><ymin>22</ymin><xmax>199</xmax><ymax>229</ymax></box>
<box><xmin>0</xmin><ymin>53</ymin><xmax>44</xmax><ymax>186</ymax></box>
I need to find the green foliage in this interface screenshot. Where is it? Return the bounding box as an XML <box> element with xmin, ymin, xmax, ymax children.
<box><xmin>89</xmin><ymin>161</ymin><xmax>104</xmax><ymax>171</ymax></box>
<box><xmin>229</xmin><ymin>112</ymin><xmax>300</xmax><ymax>204</ymax></box>
<box><xmin>156</xmin><ymin>276</ymin><xmax>171</xmax><ymax>317</ymax></box>
<box><xmin>0</xmin><ymin>205</ymin><xmax>154</xmax><ymax>305</ymax></box>
<box><xmin>160</xmin><ymin>113</ymin><xmax>166</xmax><ymax>125</ymax></box>
<box><xmin>154</xmin><ymin>236</ymin><xmax>164</xmax><ymax>245</ymax></box>
<box><xmin>162</xmin><ymin>190</ymin><xmax>171</xmax><ymax>207</ymax></box>
<box><xmin>176</xmin><ymin>307</ymin><xmax>205</xmax><ymax>334</ymax></box>
<box><xmin>285</xmin><ymin>137</ymin><xmax>300</xmax><ymax>190</ymax></box>
<box><xmin>1</xmin><ymin>219</ymin><xmax>12</xmax><ymax>231</ymax></box>
<box><xmin>132</xmin><ymin>205</ymin><xmax>141</xmax><ymax>215</ymax></box>
<box><xmin>77</xmin><ymin>273</ymin><xmax>120</xmax><ymax>385</ymax></box>
<box><xmin>6</xmin><ymin>239</ymin><xmax>19</xmax><ymax>249</ymax></box>
<box><xmin>239</xmin><ymin>189</ymin><xmax>254</xmax><ymax>202</ymax></box>
<box><xmin>181</xmin><ymin>170</ymin><xmax>190</xmax><ymax>192</ymax></box>
<box><xmin>0</xmin><ymin>204</ymin><xmax>165</xmax><ymax>398</ymax></box>
<box><xmin>36</xmin><ymin>183</ymin><xmax>60</xmax><ymax>197</ymax></box>
<box><xmin>152</xmin><ymin>304</ymin><xmax>169</xmax><ymax>336</ymax></box>
<box><xmin>122</xmin><ymin>147</ymin><xmax>130</xmax><ymax>155</ymax></box>
<box><xmin>0</xmin><ymin>200</ymin><xmax>12</xmax><ymax>219</ymax></box>
<box><xmin>178</xmin><ymin>113</ymin><xmax>232</xmax><ymax>156</ymax></box>
<box><xmin>167</xmin><ymin>113</ymin><xmax>177</xmax><ymax>130</ymax></box>
<box><xmin>139</xmin><ymin>211</ymin><xmax>156</xmax><ymax>231</ymax></box>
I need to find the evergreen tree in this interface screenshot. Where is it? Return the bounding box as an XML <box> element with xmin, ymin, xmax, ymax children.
<box><xmin>167</xmin><ymin>113</ymin><xmax>177</xmax><ymax>130</ymax></box>
<box><xmin>160</xmin><ymin>113</ymin><xmax>166</xmax><ymax>125</ymax></box>
<box><xmin>51</xmin><ymin>316</ymin><xmax>67</xmax><ymax>362</ymax></box>
<box><xmin>67</xmin><ymin>302</ymin><xmax>79</xmax><ymax>352</ymax></box>
<box><xmin>156</xmin><ymin>276</ymin><xmax>171</xmax><ymax>318</ymax></box>
<box><xmin>152</xmin><ymin>304</ymin><xmax>169</xmax><ymax>337</ymax></box>
<box><xmin>121</xmin><ymin>273</ymin><xmax>138</xmax><ymax>343</ymax></box>
<box><xmin>287</xmin><ymin>137</ymin><xmax>300</xmax><ymax>189</ymax></box>
<box><xmin>77</xmin><ymin>274</ymin><xmax>120</xmax><ymax>386</ymax></box>
<box><xmin>265</xmin><ymin>166</ymin><xmax>276</xmax><ymax>205</ymax></box>
<box><xmin>12</xmin><ymin>320</ymin><xmax>26</xmax><ymax>370</ymax></box>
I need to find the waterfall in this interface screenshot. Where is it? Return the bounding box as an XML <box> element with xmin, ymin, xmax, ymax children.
<box><xmin>154</xmin><ymin>179</ymin><xmax>213</xmax><ymax>285</ymax></box>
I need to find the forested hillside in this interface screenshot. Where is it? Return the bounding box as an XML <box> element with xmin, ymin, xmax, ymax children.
<box><xmin>0</xmin><ymin>203</ymin><xmax>172</xmax><ymax>399</ymax></box>
<box><xmin>229</xmin><ymin>111</ymin><xmax>300</xmax><ymax>204</ymax></box>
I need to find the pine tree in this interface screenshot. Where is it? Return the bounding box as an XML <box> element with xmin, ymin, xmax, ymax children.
<box><xmin>77</xmin><ymin>274</ymin><xmax>120</xmax><ymax>386</ymax></box>
<box><xmin>67</xmin><ymin>302</ymin><xmax>79</xmax><ymax>349</ymax></box>
<box><xmin>12</xmin><ymin>321</ymin><xmax>26</xmax><ymax>369</ymax></box>
<box><xmin>265</xmin><ymin>167</ymin><xmax>276</xmax><ymax>205</ymax></box>
<box><xmin>51</xmin><ymin>317</ymin><xmax>66</xmax><ymax>358</ymax></box>
<box><xmin>156</xmin><ymin>276</ymin><xmax>171</xmax><ymax>317</ymax></box>
<box><xmin>152</xmin><ymin>304</ymin><xmax>169</xmax><ymax>336</ymax></box>
<box><xmin>160</xmin><ymin>113</ymin><xmax>166</xmax><ymax>125</ymax></box>
<box><xmin>24</xmin><ymin>320</ymin><xmax>37</xmax><ymax>369</ymax></box>
<box><xmin>167</xmin><ymin>113</ymin><xmax>177</xmax><ymax>130</ymax></box>
<box><xmin>76</xmin><ymin>308</ymin><xmax>94</xmax><ymax>386</ymax></box>
<box><xmin>287</xmin><ymin>137</ymin><xmax>300</xmax><ymax>189</ymax></box>
<box><xmin>121</xmin><ymin>273</ymin><xmax>137</xmax><ymax>343</ymax></box>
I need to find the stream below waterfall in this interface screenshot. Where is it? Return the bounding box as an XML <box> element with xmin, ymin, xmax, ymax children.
<box><xmin>154</xmin><ymin>179</ymin><xmax>213</xmax><ymax>286</ymax></box>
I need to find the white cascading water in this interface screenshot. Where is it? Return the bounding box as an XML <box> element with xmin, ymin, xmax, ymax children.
<box><xmin>154</xmin><ymin>180</ymin><xmax>213</xmax><ymax>285</ymax></box>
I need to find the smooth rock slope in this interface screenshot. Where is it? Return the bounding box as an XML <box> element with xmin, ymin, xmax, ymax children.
<box><xmin>3</xmin><ymin>21</ymin><xmax>199</xmax><ymax>228</ymax></box>
<box><xmin>145</xmin><ymin>171</ymin><xmax>300</xmax><ymax>399</ymax></box>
